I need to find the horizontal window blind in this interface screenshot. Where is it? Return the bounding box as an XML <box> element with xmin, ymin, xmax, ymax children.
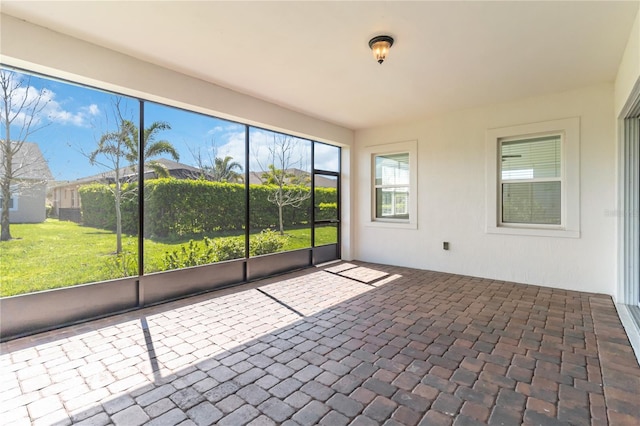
<box><xmin>500</xmin><ymin>135</ymin><xmax>562</xmax><ymax>225</ymax></box>
<box><xmin>501</xmin><ymin>136</ymin><xmax>561</xmax><ymax>180</ymax></box>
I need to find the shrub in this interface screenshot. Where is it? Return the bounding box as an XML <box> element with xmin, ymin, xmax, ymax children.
<box><xmin>161</xmin><ymin>230</ymin><xmax>288</xmax><ymax>270</ymax></box>
<box><xmin>317</xmin><ymin>202</ymin><xmax>337</xmax><ymax>221</ymax></box>
<box><xmin>250</xmin><ymin>229</ymin><xmax>287</xmax><ymax>256</ymax></box>
<box><xmin>214</xmin><ymin>237</ymin><xmax>245</xmax><ymax>261</ymax></box>
<box><xmin>79</xmin><ymin>183</ymin><xmax>138</xmax><ymax>234</ymax></box>
<box><xmin>163</xmin><ymin>237</ymin><xmax>216</xmax><ymax>270</ymax></box>
<box><xmin>102</xmin><ymin>247</ymin><xmax>138</xmax><ymax>278</ymax></box>
<box><xmin>80</xmin><ymin>179</ymin><xmax>337</xmax><ymax>239</ymax></box>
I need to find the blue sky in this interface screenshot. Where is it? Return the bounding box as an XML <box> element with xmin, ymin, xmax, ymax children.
<box><xmin>2</xmin><ymin>68</ymin><xmax>339</xmax><ymax>181</ymax></box>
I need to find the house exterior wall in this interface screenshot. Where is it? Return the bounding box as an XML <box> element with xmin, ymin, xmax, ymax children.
<box><xmin>7</xmin><ymin>182</ymin><xmax>47</xmax><ymax>223</ymax></box>
<box><xmin>50</xmin><ymin>185</ymin><xmax>82</xmax><ymax>217</ymax></box>
<box><xmin>354</xmin><ymin>84</ymin><xmax>616</xmax><ymax>297</ymax></box>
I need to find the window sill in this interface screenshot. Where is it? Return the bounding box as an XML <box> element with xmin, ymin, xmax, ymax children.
<box><xmin>486</xmin><ymin>226</ymin><xmax>579</xmax><ymax>238</ymax></box>
<box><xmin>366</xmin><ymin>220</ymin><xmax>418</xmax><ymax>230</ymax></box>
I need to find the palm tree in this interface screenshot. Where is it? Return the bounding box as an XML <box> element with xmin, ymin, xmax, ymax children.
<box><xmin>124</xmin><ymin>120</ymin><xmax>179</xmax><ymax>178</ymax></box>
<box><xmin>90</xmin><ymin>106</ymin><xmax>178</xmax><ymax>254</ymax></box>
<box><xmin>212</xmin><ymin>156</ymin><xmax>243</xmax><ymax>183</ymax></box>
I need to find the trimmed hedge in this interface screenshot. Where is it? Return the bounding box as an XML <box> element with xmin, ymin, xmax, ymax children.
<box><xmin>79</xmin><ymin>183</ymin><xmax>138</xmax><ymax>234</ymax></box>
<box><xmin>80</xmin><ymin>179</ymin><xmax>337</xmax><ymax>238</ymax></box>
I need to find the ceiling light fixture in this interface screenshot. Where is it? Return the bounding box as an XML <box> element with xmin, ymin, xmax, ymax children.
<box><xmin>369</xmin><ymin>35</ymin><xmax>394</xmax><ymax>64</ymax></box>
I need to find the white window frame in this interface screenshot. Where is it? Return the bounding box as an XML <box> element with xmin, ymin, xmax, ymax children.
<box><xmin>486</xmin><ymin>118</ymin><xmax>580</xmax><ymax>238</ymax></box>
<box><xmin>364</xmin><ymin>140</ymin><xmax>418</xmax><ymax>229</ymax></box>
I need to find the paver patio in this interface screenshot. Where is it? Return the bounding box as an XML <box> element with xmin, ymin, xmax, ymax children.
<box><xmin>1</xmin><ymin>261</ymin><xmax>639</xmax><ymax>425</ymax></box>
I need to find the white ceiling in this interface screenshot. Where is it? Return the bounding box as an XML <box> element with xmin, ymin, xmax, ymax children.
<box><xmin>2</xmin><ymin>1</ymin><xmax>638</xmax><ymax>130</ymax></box>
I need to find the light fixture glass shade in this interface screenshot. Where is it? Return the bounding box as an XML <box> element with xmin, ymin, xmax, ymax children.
<box><xmin>369</xmin><ymin>35</ymin><xmax>394</xmax><ymax>64</ymax></box>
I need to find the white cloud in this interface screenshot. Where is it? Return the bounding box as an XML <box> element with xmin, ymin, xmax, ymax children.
<box><xmin>85</xmin><ymin>104</ymin><xmax>100</xmax><ymax>116</ymax></box>
<box><xmin>3</xmin><ymin>78</ymin><xmax>97</xmax><ymax>129</ymax></box>
<box><xmin>207</xmin><ymin>126</ymin><xmax>224</xmax><ymax>135</ymax></box>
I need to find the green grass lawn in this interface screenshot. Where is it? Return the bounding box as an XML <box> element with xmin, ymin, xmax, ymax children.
<box><xmin>0</xmin><ymin>219</ymin><xmax>337</xmax><ymax>297</ymax></box>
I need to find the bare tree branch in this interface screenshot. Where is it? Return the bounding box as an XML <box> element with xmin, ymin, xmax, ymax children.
<box><xmin>0</xmin><ymin>69</ymin><xmax>52</xmax><ymax>241</ymax></box>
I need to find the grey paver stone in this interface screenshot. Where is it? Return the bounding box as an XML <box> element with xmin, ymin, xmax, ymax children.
<box><xmin>192</xmin><ymin>377</ymin><xmax>218</xmax><ymax>393</ymax></box>
<box><xmin>293</xmin><ymin>364</ymin><xmax>323</xmax><ymax>381</ymax></box>
<box><xmin>170</xmin><ymin>387</ymin><xmax>205</xmax><ymax>410</ymax></box>
<box><xmin>220</xmin><ymin>352</ymin><xmax>249</xmax><ymax>367</ymax></box>
<box><xmin>218</xmin><ymin>404</ymin><xmax>260</xmax><ymax>426</ymax></box>
<box><xmin>287</xmin><ymin>358</ymin><xmax>309</xmax><ymax>371</ymax></box>
<box><xmin>284</xmin><ymin>391</ymin><xmax>313</xmax><ymax>409</ymax></box>
<box><xmin>69</xmin><ymin>404</ymin><xmax>103</xmax><ymax>423</ymax></box>
<box><xmin>248</xmin><ymin>354</ymin><xmax>275</xmax><ymax>369</ymax></box>
<box><xmin>255</xmin><ymin>374</ymin><xmax>280</xmax><ymax>390</ymax></box>
<box><xmin>301</xmin><ymin>380</ymin><xmax>335</xmax><ymax>401</ymax></box>
<box><xmin>230</xmin><ymin>360</ymin><xmax>253</xmax><ymax>374</ymax></box>
<box><xmin>145</xmin><ymin>397</ymin><xmax>176</xmax><ymax>418</ymax></box>
<box><xmin>136</xmin><ymin>384</ymin><xmax>177</xmax><ymax>407</ymax></box>
<box><xmin>327</xmin><ymin>392</ymin><xmax>364</xmax><ymax>417</ymax></box>
<box><xmin>431</xmin><ymin>392</ymin><xmax>463</xmax><ymax>417</ymax></box>
<box><xmin>204</xmin><ymin>381</ymin><xmax>240</xmax><ymax>403</ymax></box>
<box><xmin>266</xmin><ymin>363</ymin><xmax>295</xmax><ymax>379</ymax></box>
<box><xmin>173</xmin><ymin>370</ymin><xmax>208</xmax><ymax>390</ymax></box>
<box><xmin>316</xmin><ymin>371</ymin><xmax>340</xmax><ymax>386</ymax></box>
<box><xmin>237</xmin><ymin>384</ymin><xmax>271</xmax><ymax>405</ymax></box>
<box><xmin>363</xmin><ymin>396</ymin><xmax>398</xmax><ymax>422</ymax></box>
<box><xmin>234</xmin><ymin>367</ymin><xmax>267</xmax><ymax>386</ymax></box>
<box><xmin>208</xmin><ymin>366</ymin><xmax>237</xmax><ymax>382</ymax></box>
<box><xmin>300</xmin><ymin>351</ymin><xmax>328</xmax><ymax>366</ymax></box>
<box><xmin>102</xmin><ymin>394</ymin><xmax>135</xmax><ymax>414</ymax></box>
<box><xmin>112</xmin><ymin>405</ymin><xmax>150</xmax><ymax>426</ymax></box>
<box><xmin>73</xmin><ymin>412</ymin><xmax>110</xmax><ymax>426</ymax></box>
<box><xmin>320</xmin><ymin>410</ymin><xmax>351</xmax><ymax>425</ymax></box>
<box><xmin>292</xmin><ymin>400</ymin><xmax>330</xmax><ymax>424</ymax></box>
<box><xmin>247</xmin><ymin>414</ymin><xmax>277</xmax><ymax>426</ymax></box>
<box><xmin>332</xmin><ymin>374</ymin><xmax>364</xmax><ymax>395</ymax></box>
<box><xmin>258</xmin><ymin>397</ymin><xmax>295</xmax><ymax>422</ymax></box>
<box><xmin>362</xmin><ymin>378</ymin><xmax>397</xmax><ymax>398</ymax></box>
<box><xmin>186</xmin><ymin>401</ymin><xmax>223</xmax><ymax>426</ymax></box>
<box><xmin>146</xmin><ymin>408</ymin><xmax>187</xmax><ymax>426</ymax></box>
<box><xmin>392</xmin><ymin>389</ymin><xmax>431</xmax><ymax>413</ymax></box>
<box><xmin>322</xmin><ymin>359</ymin><xmax>352</xmax><ymax>376</ymax></box>
<box><xmin>269</xmin><ymin>377</ymin><xmax>302</xmax><ymax>398</ymax></box>
<box><xmin>347</xmin><ymin>414</ymin><xmax>379</xmax><ymax>426</ymax></box>
<box><xmin>216</xmin><ymin>394</ymin><xmax>245</xmax><ymax>414</ymax></box>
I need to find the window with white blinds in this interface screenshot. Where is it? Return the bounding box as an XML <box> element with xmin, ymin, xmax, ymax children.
<box><xmin>486</xmin><ymin>118</ymin><xmax>579</xmax><ymax>237</ymax></box>
<box><xmin>500</xmin><ymin>135</ymin><xmax>562</xmax><ymax>225</ymax></box>
<box><xmin>374</xmin><ymin>153</ymin><xmax>410</xmax><ymax>220</ymax></box>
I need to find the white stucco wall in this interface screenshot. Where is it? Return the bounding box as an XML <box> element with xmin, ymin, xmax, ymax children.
<box><xmin>354</xmin><ymin>84</ymin><xmax>616</xmax><ymax>296</ymax></box>
<box><xmin>9</xmin><ymin>183</ymin><xmax>47</xmax><ymax>223</ymax></box>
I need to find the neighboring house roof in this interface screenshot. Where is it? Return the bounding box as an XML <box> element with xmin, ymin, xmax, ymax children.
<box><xmin>0</xmin><ymin>142</ymin><xmax>53</xmax><ymax>181</ymax></box>
<box><xmin>248</xmin><ymin>168</ymin><xmax>337</xmax><ymax>188</ymax></box>
<box><xmin>51</xmin><ymin>158</ymin><xmax>210</xmax><ymax>188</ymax></box>
<box><xmin>49</xmin><ymin>162</ymin><xmax>337</xmax><ymax>189</ymax></box>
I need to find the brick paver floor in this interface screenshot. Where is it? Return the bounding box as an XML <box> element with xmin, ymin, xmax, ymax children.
<box><xmin>2</xmin><ymin>261</ymin><xmax>639</xmax><ymax>425</ymax></box>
